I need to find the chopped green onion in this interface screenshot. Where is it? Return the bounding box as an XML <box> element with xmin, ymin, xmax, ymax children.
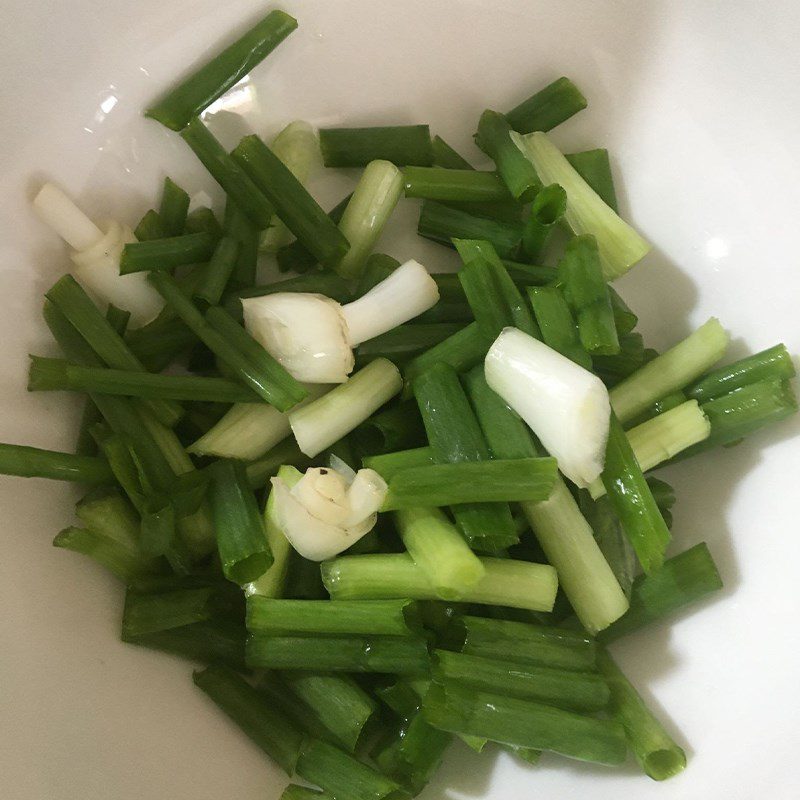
<box><xmin>462</xmin><ymin>366</ymin><xmax>536</xmax><ymax>460</ymax></box>
<box><xmin>33</xmin><ymin>184</ymin><xmax>165</xmax><ymax>325</ymax></box>
<box><xmin>686</xmin><ymin>343</ymin><xmax>795</xmax><ymax>403</ymax></box>
<box><xmin>373</xmin><ymin>708</ymin><xmax>452</xmax><ymax>795</ymax></box>
<box><xmin>357</xmin><ymin>323</ymin><xmax>466</xmax><ymax>363</ymax></box>
<box><xmin>444</xmin><ymin>616</ymin><xmax>597</xmax><ymax>672</ymax></box>
<box><xmin>413</xmin><ymin>361</ymin><xmax>519</xmax><ymax>551</ymax></box>
<box><xmin>454</xmin><ymin>238</ymin><xmax>539</xmax><ymax>338</ymax></box>
<box><xmin>566</xmin><ymin>149</ymin><xmax>618</xmax><ymax>212</ymax></box>
<box><xmin>126</xmin><ymin>318</ymin><xmax>196</xmax><ymax>372</ymax></box>
<box><xmin>46</xmin><ymin>275</ymin><xmax>182</xmax><ymax>427</ymax></box>
<box><xmin>336</xmin><ymin>160</ymin><xmax>404</xmax><ymax>279</ymax></box>
<box><xmin>261</xmin><ymin>121</ymin><xmax>322</xmax><ymax>252</ymax></box>
<box><xmin>601</xmin><ymin>413</ymin><xmax>671</xmax><ymax>574</ymax></box>
<box><xmin>678</xmin><ymin>379</ymin><xmax>797</xmax><ymax>460</ymax></box>
<box><xmin>188</xmin><ymin>402</ymin><xmax>291</xmax><ymax>460</ymax></box>
<box><xmin>121</xmin><ymin>586</ymin><xmax>214</xmax><ymax>637</ymax></box>
<box><xmin>522</xmin><ymin>183</ymin><xmax>567</xmax><ymax>261</ymax></box>
<box><xmin>403</xmin><ymin>322</ymin><xmax>491</xmax><ymax>391</ymax></box>
<box><xmin>590</xmin><ymin>400</ymin><xmax>710</xmax><ymax>498</ymax></box>
<box><xmin>123</xmin><ymin>618</ymin><xmax>246</xmax><ymax>669</ymax></box>
<box><xmin>431</xmin><ymin>135</ymin><xmax>474</xmax><ymax>169</ymax></box>
<box><xmin>75</xmin><ymin>487</ymin><xmax>139</xmax><ymax>546</ymax></box>
<box><xmin>28</xmin><ymin>356</ymin><xmax>262</xmax><ymax>404</ymax></box>
<box><xmin>53</xmin><ymin>525</ymin><xmax>157</xmax><ymax>583</ymax></box>
<box><xmin>158</xmin><ymin>177</ymin><xmax>190</xmax><ymax>236</ymax></box>
<box><xmin>610</xmin><ymin>318</ymin><xmax>729</xmax><ymax>424</ymax></box>
<box><xmin>42</xmin><ymin>301</ymin><xmax>179</xmax><ymax>495</ymax></box>
<box><xmin>522</xmin><ymin>479</ymin><xmax>629</xmax><ymax>634</ymax></box>
<box><xmin>505</xmin><ymin>77</ymin><xmax>588</xmax><ymax>134</ymax></box>
<box><xmin>418</xmin><ymin>200</ymin><xmax>522</xmax><ymax>259</ymax></box>
<box><xmin>382</xmin><ymin>458</ymin><xmax>557</xmax><ymax>510</ymax></box>
<box><xmin>599</xmin><ymin>542</ymin><xmax>723</xmax><ymax>643</ymax></box>
<box><xmin>289</xmin><ymin>358</ymin><xmax>402</xmax><ymax>457</ymax></box>
<box><xmin>395</xmin><ymin>506</ymin><xmax>486</xmax><ymax>599</ymax></box>
<box><xmin>146</xmin><ymin>10</ymin><xmax>298</xmax><ymax>130</ymax></box>
<box><xmin>351</xmin><ymin>401</ymin><xmax>427</xmax><ymax>456</ymax></box>
<box><xmin>363</xmin><ymin>446</ymin><xmax>435</xmax><ymax>480</ymax></box>
<box><xmin>422</xmin><ymin>682</ymin><xmax>626</xmax><ymax>765</ymax></box>
<box><xmin>209</xmin><ymin>459</ymin><xmax>272</xmax><ymax>585</ymax></box>
<box><xmin>559</xmin><ymin>234</ymin><xmax>620</xmax><ymax>355</ymax></box>
<box><xmin>246</xmin><ymin>597</ymin><xmax>420</xmax><ymax>636</ymax></box>
<box><xmin>376</xmin><ymin>678</ymin><xmax>425</xmax><ymax>718</ymax></box>
<box><xmin>527</xmin><ymin>286</ymin><xmax>591</xmax><ymax>368</ymax></box>
<box><xmin>0</xmin><ymin>442</ymin><xmax>113</xmax><ymax>485</ymax></box>
<box><xmin>193</xmin><ymin>664</ymin><xmax>303</xmax><ymax>775</ymax></box>
<box><xmin>501</xmin><ymin>260</ymin><xmax>559</xmax><ymax>286</ymax></box>
<box><xmin>280</xmin><ymin>671</ymin><xmax>377</xmax><ymax>752</ymax></box>
<box><xmin>475</xmin><ymin>110</ymin><xmax>541</xmax><ymax>202</ymax></box>
<box><xmin>403</xmin><ymin>168</ymin><xmax>512</xmax><ymax>202</ymax></box>
<box><xmin>415</xmin><ymin>299</ymin><xmax>473</xmax><ymax>325</ymax></box>
<box><xmin>184</xmin><ymin>206</ymin><xmax>223</xmax><ymax>238</ymax></box>
<box><xmin>608</xmin><ymin>286</ymin><xmax>637</xmax><ymax>335</ymax></box>
<box><xmin>193</xmin><ymin>235</ymin><xmax>239</xmax><ymax>307</ymax></box>
<box><xmin>432</xmin><ymin>650</ymin><xmax>610</xmax><ymax>712</ymax></box>
<box><xmin>319</xmin><ymin>124</ymin><xmax>433</xmax><ymax>167</ymax></box>
<box><xmin>244</xmin><ymin>464</ymin><xmax>300</xmax><ymax>598</ymax></box>
<box><xmin>232</xmin><ymin>134</ymin><xmax>350</xmax><ymax>268</ymax></box>
<box><xmin>443</xmin><ymin>199</ymin><xmax>524</xmax><ymax>224</ymax></box>
<box><xmin>246</xmin><ymin>634</ymin><xmax>430</xmax><ymax>673</ymax></box>
<box><xmin>223</xmin><ymin>200</ymin><xmax>260</xmax><ymax>288</ymax></box>
<box><xmin>514</xmin><ymin>132</ymin><xmax>650</xmax><ymax>279</ymax></box>
<box><xmin>231</xmin><ymin>272</ymin><xmax>353</xmax><ymax>307</ymax></box>
<box><xmin>593</xmin><ymin>333</ymin><xmax>655</xmax><ymax>388</ymax></box>
<box><xmin>276</xmin><ymin>192</ymin><xmax>352</xmax><ymax>273</ymax></box>
<box><xmin>139</xmin><ymin>498</ymin><xmax>176</xmax><ymax>558</ymax></box>
<box><xmin>322</xmin><ymin>553</ymin><xmax>558</xmax><ymax>612</ymax></box>
<box><xmin>464</xmin><ymin>365</ymin><xmax>626</xmax><ymax>633</ymax></box>
<box><xmin>257</xmin><ymin>672</ymin><xmax>337</xmax><ymax>743</ymax></box>
<box><xmin>597</xmin><ymin>649</ymin><xmax>686</xmax><ymax>780</ymax></box>
<box><xmin>134</xmin><ymin>209</ymin><xmax>167</xmax><ymax>241</ymax></box>
<box><xmin>180</xmin><ymin>118</ymin><xmax>274</xmax><ymax>228</ymax></box>
<box><xmin>90</xmin><ymin>430</ymin><xmax>145</xmax><ymax>511</ymax></box>
<box><xmin>296</xmin><ymin>739</ymin><xmax>405</xmax><ymax>800</ymax></box>
<box><xmin>424</xmin><ymin>273</ymin><xmax>470</xmax><ymax>307</ymax></box>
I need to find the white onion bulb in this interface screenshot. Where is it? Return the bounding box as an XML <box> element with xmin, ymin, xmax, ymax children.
<box><xmin>242</xmin><ymin>292</ymin><xmax>354</xmax><ymax>383</ymax></box>
<box><xmin>32</xmin><ymin>183</ymin><xmax>163</xmax><ymax>326</ymax></box>
<box><xmin>242</xmin><ymin>260</ymin><xmax>438</xmax><ymax>384</ymax></box>
<box><xmin>342</xmin><ymin>259</ymin><xmax>440</xmax><ymax>346</ymax></box>
<box><xmin>485</xmin><ymin>327</ymin><xmax>611</xmax><ymax>488</ymax></box>
<box><xmin>271</xmin><ymin>465</ymin><xmax>387</xmax><ymax>561</ymax></box>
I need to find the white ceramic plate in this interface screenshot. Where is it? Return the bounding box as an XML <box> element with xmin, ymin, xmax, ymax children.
<box><xmin>2</xmin><ymin>2</ymin><xmax>799</xmax><ymax>798</ymax></box>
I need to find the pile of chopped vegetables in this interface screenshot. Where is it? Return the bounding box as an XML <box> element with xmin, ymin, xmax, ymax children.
<box><xmin>4</xmin><ymin>8</ymin><xmax>797</xmax><ymax>797</ymax></box>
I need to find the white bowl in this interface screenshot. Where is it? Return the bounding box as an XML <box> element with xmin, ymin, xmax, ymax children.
<box><xmin>1</xmin><ymin>2</ymin><xmax>799</xmax><ymax>799</ymax></box>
